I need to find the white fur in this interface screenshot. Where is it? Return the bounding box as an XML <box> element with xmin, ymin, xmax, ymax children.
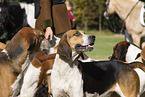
<box><xmin>85</xmin><ymin>83</ymin><xmax>126</xmax><ymax>97</ymax></box>
<box><xmin>47</xmin><ymin>70</ymin><xmax>52</xmax><ymax>75</ymax></box>
<box><xmin>140</xmin><ymin>4</ymin><xmax>145</xmax><ymax>26</ymax></box>
<box><xmin>100</xmin><ymin>83</ymin><xmax>125</xmax><ymax>97</ymax></box>
<box><xmin>83</xmin><ymin>35</ymin><xmax>90</xmax><ymax>45</ymax></box>
<box><xmin>17</xmin><ymin>38</ymin><xmax>59</xmax><ymax>96</ymax></box>
<box><xmin>19</xmin><ymin>2</ymin><xmax>36</xmax><ymax>28</ymax></box>
<box><xmin>11</xmin><ymin>55</ymin><xmax>30</xmax><ymax>96</ymax></box>
<box><xmin>51</xmin><ymin>54</ymin><xmax>84</xmax><ymax>97</ymax></box>
<box><xmin>134</xmin><ymin>68</ymin><xmax>145</xmax><ymax>95</ymax></box>
<box><xmin>113</xmin><ymin>83</ymin><xmax>126</xmax><ymax>97</ymax></box>
<box><xmin>80</xmin><ymin>58</ymin><xmax>99</xmax><ymax>62</ymax></box>
<box><xmin>126</xmin><ymin>44</ymin><xmax>141</xmax><ymax>63</ymax></box>
<box><xmin>85</xmin><ymin>92</ymin><xmax>98</xmax><ymax>97</ymax></box>
<box><xmin>51</xmin><ymin>31</ymin><xmax>95</xmax><ymax>97</ymax></box>
<box><xmin>1</xmin><ymin>49</ymin><xmax>10</xmax><ymax>59</ymax></box>
<box><xmin>79</xmin><ymin>31</ymin><xmax>92</xmax><ymax>46</ymax></box>
<box><xmin>49</xmin><ymin>37</ymin><xmax>60</xmax><ymax>54</ymax></box>
<box><xmin>20</xmin><ymin>63</ymin><xmax>41</xmax><ymax>97</ymax></box>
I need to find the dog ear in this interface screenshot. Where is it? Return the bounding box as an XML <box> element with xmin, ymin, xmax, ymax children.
<box><xmin>28</xmin><ymin>35</ymin><xmax>37</xmax><ymax>51</ymax></box>
<box><xmin>57</xmin><ymin>34</ymin><xmax>72</xmax><ymax>62</ymax></box>
<box><xmin>27</xmin><ymin>33</ymin><xmax>40</xmax><ymax>54</ymax></box>
<box><xmin>117</xmin><ymin>44</ymin><xmax>127</xmax><ymax>61</ymax></box>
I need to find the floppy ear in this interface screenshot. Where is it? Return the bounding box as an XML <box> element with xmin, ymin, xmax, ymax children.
<box><xmin>27</xmin><ymin>33</ymin><xmax>41</xmax><ymax>56</ymax></box>
<box><xmin>28</xmin><ymin>35</ymin><xmax>37</xmax><ymax>52</ymax></box>
<box><xmin>117</xmin><ymin>44</ymin><xmax>128</xmax><ymax>61</ymax></box>
<box><xmin>57</xmin><ymin>34</ymin><xmax>72</xmax><ymax>61</ymax></box>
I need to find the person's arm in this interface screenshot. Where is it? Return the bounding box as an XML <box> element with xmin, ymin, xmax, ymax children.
<box><xmin>45</xmin><ymin>27</ymin><xmax>53</xmax><ymax>40</ymax></box>
<box><xmin>40</xmin><ymin>0</ymin><xmax>53</xmax><ymax>40</ymax></box>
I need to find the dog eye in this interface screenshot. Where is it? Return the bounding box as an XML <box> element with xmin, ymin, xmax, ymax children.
<box><xmin>74</xmin><ymin>32</ymin><xmax>80</xmax><ymax>36</ymax></box>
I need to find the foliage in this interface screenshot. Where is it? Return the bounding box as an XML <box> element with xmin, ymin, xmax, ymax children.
<box><xmin>7</xmin><ymin>0</ymin><xmax>18</xmax><ymax>2</ymax></box>
<box><xmin>7</xmin><ymin>0</ymin><xmax>33</xmax><ymax>3</ymax></box>
<box><xmin>71</xmin><ymin>0</ymin><xmax>107</xmax><ymax>30</ymax></box>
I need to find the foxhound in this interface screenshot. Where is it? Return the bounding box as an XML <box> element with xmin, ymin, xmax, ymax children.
<box><xmin>110</xmin><ymin>41</ymin><xmax>145</xmax><ymax>96</ymax></box>
<box><xmin>18</xmin><ymin>37</ymin><xmax>59</xmax><ymax>97</ymax></box>
<box><xmin>51</xmin><ymin>30</ymin><xmax>95</xmax><ymax>97</ymax></box>
<box><xmin>19</xmin><ymin>51</ymin><xmax>55</xmax><ymax>97</ymax></box>
<box><xmin>0</xmin><ymin>27</ymin><xmax>43</xmax><ymax>97</ymax></box>
<box><xmin>78</xmin><ymin>60</ymin><xmax>143</xmax><ymax>97</ymax></box>
<box><xmin>110</xmin><ymin>41</ymin><xmax>141</xmax><ymax>63</ymax></box>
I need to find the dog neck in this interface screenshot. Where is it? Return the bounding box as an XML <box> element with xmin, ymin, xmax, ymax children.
<box><xmin>58</xmin><ymin>51</ymin><xmax>80</xmax><ymax>66</ymax></box>
<box><xmin>72</xmin><ymin>51</ymin><xmax>80</xmax><ymax>61</ymax></box>
<box><xmin>11</xmin><ymin>55</ymin><xmax>31</xmax><ymax>96</ymax></box>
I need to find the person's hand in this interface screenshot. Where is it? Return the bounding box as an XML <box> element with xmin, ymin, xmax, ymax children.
<box><xmin>45</xmin><ymin>27</ymin><xmax>53</xmax><ymax>40</ymax></box>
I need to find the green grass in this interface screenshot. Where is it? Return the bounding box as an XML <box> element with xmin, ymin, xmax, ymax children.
<box><xmin>84</xmin><ymin>30</ymin><xmax>125</xmax><ymax>60</ymax></box>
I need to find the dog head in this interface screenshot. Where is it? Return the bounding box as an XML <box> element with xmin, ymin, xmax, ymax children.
<box><xmin>110</xmin><ymin>41</ymin><xmax>141</xmax><ymax>62</ymax></box>
<box><xmin>109</xmin><ymin>41</ymin><xmax>130</xmax><ymax>61</ymax></box>
<box><xmin>57</xmin><ymin>30</ymin><xmax>95</xmax><ymax>61</ymax></box>
<box><xmin>40</xmin><ymin>38</ymin><xmax>51</xmax><ymax>54</ymax></box>
<box><xmin>40</xmin><ymin>36</ymin><xmax>60</xmax><ymax>55</ymax></box>
<box><xmin>5</xmin><ymin>27</ymin><xmax>44</xmax><ymax>61</ymax></box>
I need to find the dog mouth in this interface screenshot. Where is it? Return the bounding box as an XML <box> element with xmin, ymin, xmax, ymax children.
<box><xmin>75</xmin><ymin>44</ymin><xmax>94</xmax><ymax>52</ymax></box>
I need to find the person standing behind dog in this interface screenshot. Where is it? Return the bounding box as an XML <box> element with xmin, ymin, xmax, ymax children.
<box><xmin>65</xmin><ymin>0</ymin><xmax>76</xmax><ymax>29</ymax></box>
<box><xmin>35</xmin><ymin>0</ymin><xmax>71</xmax><ymax>41</ymax></box>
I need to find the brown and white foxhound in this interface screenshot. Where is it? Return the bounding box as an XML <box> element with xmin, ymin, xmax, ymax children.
<box><xmin>0</xmin><ymin>27</ymin><xmax>43</xmax><ymax>97</ymax></box>
<box><xmin>18</xmin><ymin>38</ymin><xmax>59</xmax><ymax>97</ymax></box>
<box><xmin>19</xmin><ymin>51</ymin><xmax>56</xmax><ymax>97</ymax></box>
<box><xmin>51</xmin><ymin>30</ymin><xmax>95</xmax><ymax>97</ymax></box>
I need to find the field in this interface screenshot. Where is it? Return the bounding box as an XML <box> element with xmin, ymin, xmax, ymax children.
<box><xmin>84</xmin><ymin>30</ymin><xmax>125</xmax><ymax>60</ymax></box>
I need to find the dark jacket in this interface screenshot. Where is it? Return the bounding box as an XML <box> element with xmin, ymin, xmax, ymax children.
<box><xmin>52</xmin><ymin>0</ymin><xmax>65</xmax><ymax>4</ymax></box>
<box><xmin>35</xmin><ymin>0</ymin><xmax>71</xmax><ymax>35</ymax></box>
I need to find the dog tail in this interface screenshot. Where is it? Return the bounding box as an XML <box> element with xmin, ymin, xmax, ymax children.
<box><xmin>129</xmin><ymin>62</ymin><xmax>145</xmax><ymax>72</ymax></box>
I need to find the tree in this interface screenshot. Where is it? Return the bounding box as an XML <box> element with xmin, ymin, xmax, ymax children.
<box><xmin>71</xmin><ymin>0</ymin><xmax>106</xmax><ymax>31</ymax></box>
<box><xmin>96</xmin><ymin>0</ymin><xmax>106</xmax><ymax>31</ymax></box>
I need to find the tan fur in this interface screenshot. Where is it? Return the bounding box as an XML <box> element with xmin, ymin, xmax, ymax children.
<box><xmin>62</xmin><ymin>30</ymin><xmax>84</xmax><ymax>52</ymax></box>
<box><xmin>141</xmin><ymin>46</ymin><xmax>145</xmax><ymax>60</ymax></box>
<box><xmin>0</xmin><ymin>42</ymin><xmax>6</xmax><ymax>50</ymax></box>
<box><xmin>0</xmin><ymin>27</ymin><xmax>43</xmax><ymax>97</ymax></box>
<box><xmin>130</xmin><ymin>62</ymin><xmax>145</xmax><ymax>70</ymax></box>
<box><xmin>106</xmin><ymin>63</ymin><xmax>140</xmax><ymax>97</ymax></box>
<box><xmin>107</xmin><ymin>84</ymin><xmax>117</xmax><ymax>92</ymax></box>
<box><xmin>129</xmin><ymin>62</ymin><xmax>145</xmax><ymax>97</ymax></box>
<box><xmin>118</xmin><ymin>66</ymin><xmax>140</xmax><ymax>97</ymax></box>
<box><xmin>19</xmin><ymin>37</ymin><xmax>58</xmax><ymax>96</ymax></box>
<box><xmin>31</xmin><ymin>51</ymin><xmax>55</xmax><ymax>95</ymax></box>
<box><xmin>107</xmin><ymin>0</ymin><xmax>145</xmax><ymax>47</ymax></box>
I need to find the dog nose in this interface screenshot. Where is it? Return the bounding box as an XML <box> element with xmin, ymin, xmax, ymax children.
<box><xmin>89</xmin><ymin>35</ymin><xmax>95</xmax><ymax>45</ymax></box>
<box><xmin>89</xmin><ymin>35</ymin><xmax>95</xmax><ymax>41</ymax></box>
